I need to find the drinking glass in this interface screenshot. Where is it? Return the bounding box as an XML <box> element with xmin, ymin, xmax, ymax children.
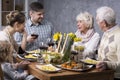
<box><xmin>37</xmin><ymin>54</ymin><xmax>45</xmax><ymax>64</ymax></box>
<box><xmin>31</xmin><ymin>34</ymin><xmax>39</xmax><ymax>39</ymax></box>
<box><xmin>46</xmin><ymin>38</ymin><xmax>55</xmax><ymax>47</ymax></box>
<box><xmin>71</xmin><ymin>42</ymin><xmax>85</xmax><ymax>62</ymax></box>
<box><xmin>39</xmin><ymin>42</ymin><xmax>48</xmax><ymax>51</ymax></box>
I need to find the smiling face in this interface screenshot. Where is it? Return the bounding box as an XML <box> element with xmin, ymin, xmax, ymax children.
<box><xmin>77</xmin><ymin>20</ymin><xmax>89</xmax><ymax>34</ymax></box>
<box><xmin>30</xmin><ymin>10</ymin><xmax>44</xmax><ymax>24</ymax></box>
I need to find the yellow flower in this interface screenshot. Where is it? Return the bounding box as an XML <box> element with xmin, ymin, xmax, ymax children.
<box><xmin>53</xmin><ymin>32</ymin><xmax>62</xmax><ymax>41</ymax></box>
<box><xmin>68</xmin><ymin>32</ymin><xmax>76</xmax><ymax>40</ymax></box>
<box><xmin>74</xmin><ymin>37</ymin><xmax>82</xmax><ymax>42</ymax></box>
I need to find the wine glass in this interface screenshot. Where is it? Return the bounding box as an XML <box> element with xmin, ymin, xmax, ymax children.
<box><xmin>39</xmin><ymin>42</ymin><xmax>48</xmax><ymax>50</ymax></box>
<box><xmin>46</xmin><ymin>38</ymin><xmax>55</xmax><ymax>47</ymax></box>
<box><xmin>71</xmin><ymin>42</ymin><xmax>85</xmax><ymax>62</ymax></box>
<box><xmin>31</xmin><ymin>34</ymin><xmax>39</xmax><ymax>39</ymax></box>
<box><xmin>70</xmin><ymin>45</ymin><xmax>79</xmax><ymax>62</ymax></box>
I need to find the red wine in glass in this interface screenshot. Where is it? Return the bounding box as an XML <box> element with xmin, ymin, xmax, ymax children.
<box><xmin>39</xmin><ymin>45</ymin><xmax>48</xmax><ymax>50</ymax></box>
<box><xmin>47</xmin><ymin>42</ymin><xmax>54</xmax><ymax>46</ymax></box>
<box><xmin>71</xmin><ymin>50</ymin><xmax>79</xmax><ymax>55</ymax></box>
<box><xmin>31</xmin><ymin>34</ymin><xmax>39</xmax><ymax>39</ymax></box>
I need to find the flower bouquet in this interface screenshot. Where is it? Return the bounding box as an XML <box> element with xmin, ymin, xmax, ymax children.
<box><xmin>52</xmin><ymin>32</ymin><xmax>82</xmax><ymax>63</ymax></box>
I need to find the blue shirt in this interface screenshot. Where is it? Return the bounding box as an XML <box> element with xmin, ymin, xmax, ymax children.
<box><xmin>14</xmin><ymin>19</ymin><xmax>54</xmax><ymax>51</ymax></box>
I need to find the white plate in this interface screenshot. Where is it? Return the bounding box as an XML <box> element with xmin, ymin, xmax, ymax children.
<box><xmin>17</xmin><ymin>54</ymin><xmax>37</xmax><ymax>62</ymax></box>
<box><xmin>32</xmin><ymin>54</ymin><xmax>40</xmax><ymax>57</ymax></box>
<box><xmin>17</xmin><ymin>54</ymin><xmax>25</xmax><ymax>59</ymax></box>
<box><xmin>36</xmin><ymin>64</ymin><xmax>61</xmax><ymax>73</ymax></box>
<box><xmin>80</xmin><ymin>58</ymin><xmax>98</xmax><ymax>65</ymax></box>
<box><xmin>26</xmin><ymin>49</ymin><xmax>40</xmax><ymax>54</ymax></box>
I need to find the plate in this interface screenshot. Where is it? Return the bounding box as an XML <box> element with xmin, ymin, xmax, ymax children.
<box><xmin>56</xmin><ymin>61</ymin><xmax>93</xmax><ymax>72</ymax></box>
<box><xmin>17</xmin><ymin>54</ymin><xmax>37</xmax><ymax>62</ymax></box>
<box><xmin>26</xmin><ymin>49</ymin><xmax>40</xmax><ymax>54</ymax></box>
<box><xmin>36</xmin><ymin>64</ymin><xmax>61</xmax><ymax>73</ymax></box>
<box><xmin>80</xmin><ymin>58</ymin><xmax>98</xmax><ymax>65</ymax></box>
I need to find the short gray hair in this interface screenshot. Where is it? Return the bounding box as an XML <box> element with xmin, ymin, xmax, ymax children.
<box><xmin>96</xmin><ymin>6</ymin><xmax>116</xmax><ymax>25</ymax></box>
<box><xmin>76</xmin><ymin>12</ymin><xmax>94</xmax><ymax>29</ymax></box>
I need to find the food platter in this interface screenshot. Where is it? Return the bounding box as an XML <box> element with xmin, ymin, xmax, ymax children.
<box><xmin>80</xmin><ymin>58</ymin><xmax>98</xmax><ymax>65</ymax></box>
<box><xmin>56</xmin><ymin>61</ymin><xmax>93</xmax><ymax>72</ymax></box>
<box><xmin>17</xmin><ymin>53</ymin><xmax>38</xmax><ymax>62</ymax></box>
<box><xmin>36</xmin><ymin>64</ymin><xmax>61</xmax><ymax>73</ymax></box>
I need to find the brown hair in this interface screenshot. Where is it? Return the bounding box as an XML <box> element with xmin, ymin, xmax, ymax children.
<box><xmin>0</xmin><ymin>41</ymin><xmax>13</xmax><ymax>63</ymax></box>
<box><xmin>6</xmin><ymin>10</ymin><xmax>25</xmax><ymax>26</ymax></box>
<box><xmin>29</xmin><ymin>2</ymin><xmax>44</xmax><ymax>12</ymax></box>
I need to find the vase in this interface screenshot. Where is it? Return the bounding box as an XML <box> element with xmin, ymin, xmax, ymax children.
<box><xmin>62</xmin><ymin>36</ymin><xmax>73</xmax><ymax>62</ymax></box>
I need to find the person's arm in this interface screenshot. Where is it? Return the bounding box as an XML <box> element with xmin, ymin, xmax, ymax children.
<box><xmin>20</xmin><ymin>29</ymin><xmax>27</xmax><ymax>50</ymax></box>
<box><xmin>1</xmin><ymin>63</ymin><xmax>28</xmax><ymax>80</ymax></box>
<box><xmin>105</xmin><ymin>35</ymin><xmax>120</xmax><ymax>72</ymax></box>
<box><xmin>14</xmin><ymin>32</ymin><xmax>23</xmax><ymax>46</ymax></box>
<box><xmin>83</xmin><ymin>33</ymin><xmax>100</xmax><ymax>58</ymax></box>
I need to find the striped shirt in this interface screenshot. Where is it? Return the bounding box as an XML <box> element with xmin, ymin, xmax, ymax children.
<box><xmin>14</xmin><ymin>19</ymin><xmax>54</xmax><ymax>51</ymax></box>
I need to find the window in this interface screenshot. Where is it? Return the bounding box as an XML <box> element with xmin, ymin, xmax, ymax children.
<box><xmin>0</xmin><ymin>0</ymin><xmax>28</xmax><ymax>27</ymax></box>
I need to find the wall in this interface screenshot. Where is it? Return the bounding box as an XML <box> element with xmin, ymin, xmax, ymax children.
<box><xmin>43</xmin><ymin>0</ymin><xmax>120</xmax><ymax>36</ymax></box>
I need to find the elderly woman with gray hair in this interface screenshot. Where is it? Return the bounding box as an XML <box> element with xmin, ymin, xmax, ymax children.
<box><xmin>95</xmin><ymin>6</ymin><xmax>120</xmax><ymax>80</ymax></box>
<box><xmin>73</xmin><ymin>12</ymin><xmax>100</xmax><ymax>60</ymax></box>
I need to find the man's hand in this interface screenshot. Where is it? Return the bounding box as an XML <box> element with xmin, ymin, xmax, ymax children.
<box><xmin>96</xmin><ymin>61</ymin><xmax>107</xmax><ymax>71</ymax></box>
<box><xmin>27</xmin><ymin>35</ymin><xmax>37</xmax><ymax>42</ymax></box>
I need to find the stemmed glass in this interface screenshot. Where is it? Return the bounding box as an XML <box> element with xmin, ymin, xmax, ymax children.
<box><xmin>71</xmin><ymin>42</ymin><xmax>85</xmax><ymax>62</ymax></box>
<box><xmin>46</xmin><ymin>38</ymin><xmax>55</xmax><ymax>47</ymax></box>
<box><xmin>46</xmin><ymin>38</ymin><xmax>57</xmax><ymax>52</ymax></box>
<box><xmin>39</xmin><ymin>42</ymin><xmax>48</xmax><ymax>51</ymax></box>
<box><xmin>39</xmin><ymin>42</ymin><xmax>49</xmax><ymax>64</ymax></box>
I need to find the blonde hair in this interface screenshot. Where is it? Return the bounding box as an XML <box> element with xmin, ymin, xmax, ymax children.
<box><xmin>6</xmin><ymin>10</ymin><xmax>25</xmax><ymax>26</ymax></box>
<box><xmin>76</xmin><ymin>12</ymin><xmax>94</xmax><ymax>29</ymax></box>
<box><xmin>0</xmin><ymin>41</ymin><xmax>13</xmax><ymax>63</ymax></box>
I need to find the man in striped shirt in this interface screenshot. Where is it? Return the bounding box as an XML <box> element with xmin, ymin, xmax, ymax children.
<box><xmin>14</xmin><ymin>2</ymin><xmax>54</xmax><ymax>51</ymax></box>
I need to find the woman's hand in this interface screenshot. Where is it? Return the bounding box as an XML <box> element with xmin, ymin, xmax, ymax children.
<box><xmin>96</xmin><ymin>61</ymin><xmax>107</xmax><ymax>71</ymax></box>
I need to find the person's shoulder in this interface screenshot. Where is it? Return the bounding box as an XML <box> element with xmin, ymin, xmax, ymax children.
<box><xmin>114</xmin><ymin>25</ymin><xmax>120</xmax><ymax>33</ymax></box>
<box><xmin>42</xmin><ymin>20</ymin><xmax>52</xmax><ymax>25</ymax></box>
<box><xmin>94</xmin><ymin>32</ymin><xmax>100</xmax><ymax>36</ymax></box>
<box><xmin>1</xmin><ymin>62</ymin><xmax>12</xmax><ymax>68</ymax></box>
<box><xmin>92</xmin><ymin>32</ymin><xmax>100</xmax><ymax>39</ymax></box>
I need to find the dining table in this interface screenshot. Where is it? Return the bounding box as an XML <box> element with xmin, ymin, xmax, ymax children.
<box><xmin>16</xmin><ymin>51</ymin><xmax>115</xmax><ymax>80</ymax></box>
<box><xmin>28</xmin><ymin>62</ymin><xmax>114</xmax><ymax>80</ymax></box>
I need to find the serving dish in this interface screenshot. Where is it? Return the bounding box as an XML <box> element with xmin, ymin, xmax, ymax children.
<box><xmin>56</xmin><ymin>61</ymin><xmax>93</xmax><ymax>72</ymax></box>
<box><xmin>36</xmin><ymin>64</ymin><xmax>61</xmax><ymax>73</ymax></box>
<box><xmin>17</xmin><ymin>53</ymin><xmax>37</xmax><ymax>62</ymax></box>
<box><xmin>26</xmin><ymin>49</ymin><xmax>40</xmax><ymax>54</ymax></box>
<box><xmin>80</xmin><ymin>58</ymin><xmax>98</xmax><ymax>65</ymax></box>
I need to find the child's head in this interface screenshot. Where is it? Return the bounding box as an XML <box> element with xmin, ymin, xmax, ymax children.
<box><xmin>0</xmin><ymin>41</ymin><xmax>13</xmax><ymax>63</ymax></box>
